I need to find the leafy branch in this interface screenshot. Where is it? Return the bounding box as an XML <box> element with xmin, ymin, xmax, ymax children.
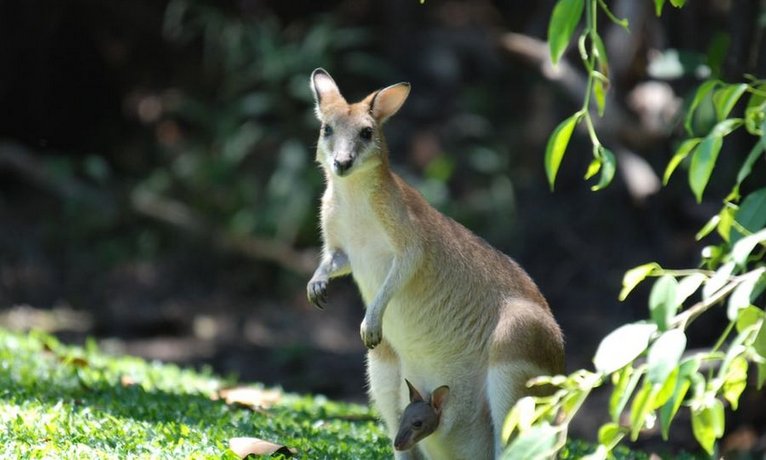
<box><xmin>503</xmin><ymin>0</ymin><xmax>766</xmax><ymax>458</ymax></box>
<box><xmin>544</xmin><ymin>0</ymin><xmax>628</xmax><ymax>191</ymax></box>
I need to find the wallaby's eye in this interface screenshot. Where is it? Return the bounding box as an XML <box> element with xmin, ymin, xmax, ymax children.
<box><xmin>323</xmin><ymin>125</ymin><xmax>334</xmax><ymax>137</ymax></box>
<box><xmin>359</xmin><ymin>127</ymin><xmax>373</xmax><ymax>140</ymax></box>
<box><xmin>412</xmin><ymin>420</ymin><xmax>423</xmax><ymax>429</ymax></box>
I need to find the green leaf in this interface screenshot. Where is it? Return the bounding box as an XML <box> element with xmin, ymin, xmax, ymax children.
<box><xmin>591</xmin><ymin>147</ymin><xmax>615</xmax><ymax>191</ymax></box>
<box><xmin>696</xmin><ymin>214</ymin><xmax>720</xmax><ymax>241</ymax></box>
<box><xmin>649</xmin><ymin>276</ymin><xmax>679</xmax><ymax>331</ymax></box>
<box><xmin>703</xmin><ymin>261</ymin><xmax>736</xmax><ymax>299</ymax></box>
<box><xmin>609</xmin><ymin>366</ymin><xmax>643</xmax><ymax>421</ymax></box>
<box><xmin>594</xmin><ymin>323</ymin><xmax>657</xmax><ymax>374</ymax></box>
<box><xmin>727</xmin><ymin>268</ymin><xmax>766</xmax><ymax>319</ymax></box>
<box><xmin>545</xmin><ymin>112</ymin><xmax>582</xmax><ymax>190</ymax></box>
<box><xmin>663</xmin><ymin>138</ymin><xmax>701</xmax><ymax>185</ymax></box>
<box><xmin>502</xmin><ymin>396</ymin><xmax>536</xmax><ymax>442</ymax></box>
<box><xmin>754</xmin><ymin>314</ymin><xmax>766</xmax><ymax>360</ymax></box>
<box><xmin>712</xmin><ymin>83</ymin><xmax>748</xmax><ymax>121</ymax></box>
<box><xmin>744</xmin><ymin>84</ymin><xmax>766</xmax><ymax>134</ymax></box>
<box><xmin>691</xmin><ymin>398</ymin><xmax>725</xmax><ymax>455</ymax></box>
<box><xmin>653</xmin><ymin>367</ymin><xmax>680</xmax><ymax>409</ymax></box>
<box><xmin>560</xmin><ymin>387</ymin><xmax>588</xmax><ymax>418</ymax></box>
<box><xmin>701</xmin><ymin>244</ymin><xmax>724</xmax><ymax>267</ymax></box>
<box><xmin>722</xmin><ymin>356</ymin><xmax>748</xmax><ymax>410</ymax></box>
<box><xmin>689</xmin><ymin>134</ymin><xmax>723</xmax><ymax>203</ymax></box>
<box><xmin>734</xmin><ymin>142</ymin><xmax>765</xmax><ymax>189</ymax></box>
<box><xmin>584</xmin><ymin>158</ymin><xmax>601</xmax><ymax>180</ymax></box>
<box><xmin>735</xmin><ymin>305</ymin><xmax>764</xmax><ymax>333</ymax></box>
<box><xmin>659</xmin><ymin>357</ymin><xmax>700</xmax><ymax>439</ymax></box>
<box><xmin>731</xmin><ymin>187</ymin><xmax>766</xmax><ymax>244</ymax></box>
<box><xmin>709</xmin><ymin>117</ymin><xmax>745</xmax><ymax>137</ymax></box>
<box><xmin>669</xmin><ymin>0</ymin><xmax>686</xmax><ymax>6</ymax></box>
<box><xmin>547</xmin><ymin>0</ymin><xmax>585</xmax><ymax>65</ymax></box>
<box><xmin>746</xmin><ymin>83</ymin><xmax>766</xmax><ymax>111</ymax></box>
<box><xmin>592</xmin><ymin>32</ymin><xmax>609</xmax><ymax>75</ymax></box>
<box><xmin>654</xmin><ymin>0</ymin><xmax>665</xmax><ymax>16</ymax></box>
<box><xmin>502</xmin><ymin>422</ymin><xmax>560</xmax><ymax>460</ymax></box>
<box><xmin>762</xmin><ymin>119</ymin><xmax>766</xmax><ymax>150</ymax></box>
<box><xmin>716</xmin><ymin>206</ymin><xmax>736</xmax><ymax>242</ymax></box>
<box><xmin>731</xmin><ymin>228</ymin><xmax>766</xmax><ymax>267</ymax></box>
<box><xmin>659</xmin><ymin>377</ymin><xmax>689</xmax><ymax>440</ymax></box>
<box><xmin>675</xmin><ymin>273</ymin><xmax>706</xmax><ymax>305</ymax></box>
<box><xmin>629</xmin><ymin>382</ymin><xmax>656</xmax><ymax>440</ymax></box>
<box><xmin>593</xmin><ymin>78</ymin><xmax>606</xmax><ymax>117</ymax></box>
<box><xmin>597</xmin><ymin>423</ymin><xmax>624</xmax><ymax>450</ymax></box>
<box><xmin>685</xmin><ymin>80</ymin><xmax>719</xmax><ymax>135</ymax></box>
<box><xmin>756</xmin><ymin>319</ymin><xmax>766</xmax><ymax>389</ymax></box>
<box><xmin>647</xmin><ymin>330</ymin><xmax>686</xmax><ymax>384</ymax></box>
<box><xmin>620</xmin><ymin>263</ymin><xmax>661</xmax><ymax>301</ymax></box>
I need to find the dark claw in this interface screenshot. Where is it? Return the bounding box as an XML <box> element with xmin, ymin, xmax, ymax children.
<box><xmin>307</xmin><ymin>279</ymin><xmax>328</xmax><ymax>310</ymax></box>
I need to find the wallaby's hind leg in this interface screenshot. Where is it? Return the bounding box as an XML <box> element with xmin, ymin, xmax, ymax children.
<box><xmin>367</xmin><ymin>340</ymin><xmax>421</xmax><ymax>460</ymax></box>
<box><xmin>487</xmin><ymin>300</ymin><xmax>565</xmax><ymax>457</ymax></box>
<box><xmin>486</xmin><ymin>361</ymin><xmax>547</xmax><ymax>458</ymax></box>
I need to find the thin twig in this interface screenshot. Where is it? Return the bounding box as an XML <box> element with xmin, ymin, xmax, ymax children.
<box><xmin>670</xmin><ymin>277</ymin><xmax>744</xmax><ymax>329</ymax></box>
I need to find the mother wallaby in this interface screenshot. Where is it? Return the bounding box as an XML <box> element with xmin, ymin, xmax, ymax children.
<box><xmin>306</xmin><ymin>68</ymin><xmax>564</xmax><ymax>459</ymax></box>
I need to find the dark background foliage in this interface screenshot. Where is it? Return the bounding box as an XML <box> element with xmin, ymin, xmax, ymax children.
<box><xmin>0</xmin><ymin>0</ymin><xmax>764</xmax><ymax>454</ymax></box>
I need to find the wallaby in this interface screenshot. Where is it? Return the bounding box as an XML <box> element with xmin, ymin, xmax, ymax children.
<box><xmin>394</xmin><ymin>379</ymin><xmax>449</xmax><ymax>453</ymax></box>
<box><xmin>307</xmin><ymin>68</ymin><xmax>565</xmax><ymax>460</ymax></box>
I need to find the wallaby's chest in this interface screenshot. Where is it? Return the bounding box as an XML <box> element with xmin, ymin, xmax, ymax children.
<box><xmin>328</xmin><ymin>190</ymin><xmax>393</xmax><ymax>301</ymax></box>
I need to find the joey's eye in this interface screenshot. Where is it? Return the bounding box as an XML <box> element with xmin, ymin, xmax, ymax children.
<box><xmin>323</xmin><ymin>125</ymin><xmax>334</xmax><ymax>137</ymax></box>
<box><xmin>412</xmin><ymin>421</ymin><xmax>423</xmax><ymax>429</ymax></box>
<box><xmin>359</xmin><ymin>127</ymin><xmax>373</xmax><ymax>140</ymax></box>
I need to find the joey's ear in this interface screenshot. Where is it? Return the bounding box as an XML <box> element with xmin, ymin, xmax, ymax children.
<box><xmin>405</xmin><ymin>379</ymin><xmax>424</xmax><ymax>403</ymax></box>
<box><xmin>430</xmin><ymin>386</ymin><xmax>449</xmax><ymax>414</ymax></box>
<box><xmin>311</xmin><ymin>68</ymin><xmax>345</xmax><ymax>116</ymax></box>
<box><xmin>369</xmin><ymin>82</ymin><xmax>410</xmax><ymax>123</ymax></box>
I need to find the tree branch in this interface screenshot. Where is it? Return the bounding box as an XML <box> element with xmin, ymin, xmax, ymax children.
<box><xmin>0</xmin><ymin>140</ymin><xmax>317</xmax><ymax>276</ymax></box>
<box><xmin>497</xmin><ymin>32</ymin><xmax>666</xmax><ymax>149</ymax></box>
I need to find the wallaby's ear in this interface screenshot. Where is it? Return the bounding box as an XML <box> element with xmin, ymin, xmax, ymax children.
<box><xmin>369</xmin><ymin>82</ymin><xmax>410</xmax><ymax>123</ymax></box>
<box><xmin>311</xmin><ymin>68</ymin><xmax>344</xmax><ymax>117</ymax></box>
<box><xmin>405</xmin><ymin>379</ymin><xmax>424</xmax><ymax>403</ymax></box>
<box><xmin>430</xmin><ymin>386</ymin><xmax>449</xmax><ymax>414</ymax></box>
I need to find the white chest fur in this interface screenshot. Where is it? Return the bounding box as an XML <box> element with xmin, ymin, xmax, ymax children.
<box><xmin>330</xmin><ymin>184</ymin><xmax>393</xmax><ymax>304</ymax></box>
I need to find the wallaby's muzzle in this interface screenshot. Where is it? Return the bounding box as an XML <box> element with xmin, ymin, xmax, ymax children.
<box><xmin>331</xmin><ymin>149</ymin><xmax>355</xmax><ymax>176</ymax></box>
<box><xmin>332</xmin><ymin>157</ymin><xmax>353</xmax><ymax>176</ymax></box>
<box><xmin>393</xmin><ymin>431</ymin><xmax>414</xmax><ymax>451</ymax></box>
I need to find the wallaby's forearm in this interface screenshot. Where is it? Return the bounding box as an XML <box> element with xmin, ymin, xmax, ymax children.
<box><xmin>307</xmin><ymin>248</ymin><xmax>350</xmax><ymax>309</ymax></box>
<box><xmin>361</xmin><ymin>245</ymin><xmax>420</xmax><ymax>348</ymax></box>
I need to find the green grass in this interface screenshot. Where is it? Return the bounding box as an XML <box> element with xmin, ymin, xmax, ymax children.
<box><xmin>0</xmin><ymin>328</ymin><xmax>390</xmax><ymax>459</ymax></box>
<box><xmin>0</xmin><ymin>328</ymin><xmax>695</xmax><ymax>459</ymax></box>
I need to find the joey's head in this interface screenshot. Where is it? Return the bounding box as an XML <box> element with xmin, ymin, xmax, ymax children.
<box><xmin>394</xmin><ymin>379</ymin><xmax>449</xmax><ymax>451</ymax></box>
<box><xmin>310</xmin><ymin>68</ymin><xmax>410</xmax><ymax>178</ymax></box>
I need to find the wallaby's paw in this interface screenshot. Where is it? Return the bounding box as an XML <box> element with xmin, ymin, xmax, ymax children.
<box><xmin>360</xmin><ymin>316</ymin><xmax>382</xmax><ymax>349</ymax></box>
<box><xmin>307</xmin><ymin>277</ymin><xmax>328</xmax><ymax>309</ymax></box>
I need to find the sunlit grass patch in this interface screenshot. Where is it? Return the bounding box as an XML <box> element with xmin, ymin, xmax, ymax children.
<box><xmin>0</xmin><ymin>328</ymin><xmax>390</xmax><ymax>459</ymax></box>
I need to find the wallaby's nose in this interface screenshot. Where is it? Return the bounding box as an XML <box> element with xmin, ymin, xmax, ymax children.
<box><xmin>333</xmin><ymin>158</ymin><xmax>353</xmax><ymax>175</ymax></box>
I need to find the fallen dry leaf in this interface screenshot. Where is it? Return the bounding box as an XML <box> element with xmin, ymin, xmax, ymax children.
<box><xmin>120</xmin><ymin>375</ymin><xmax>138</xmax><ymax>387</ymax></box>
<box><xmin>218</xmin><ymin>387</ymin><xmax>282</xmax><ymax>411</ymax></box>
<box><xmin>229</xmin><ymin>436</ymin><xmax>296</xmax><ymax>458</ymax></box>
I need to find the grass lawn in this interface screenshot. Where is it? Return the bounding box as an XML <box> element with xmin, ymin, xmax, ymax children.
<box><xmin>0</xmin><ymin>327</ymin><xmax>672</xmax><ymax>459</ymax></box>
<box><xmin>0</xmin><ymin>328</ymin><xmax>390</xmax><ymax>459</ymax></box>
